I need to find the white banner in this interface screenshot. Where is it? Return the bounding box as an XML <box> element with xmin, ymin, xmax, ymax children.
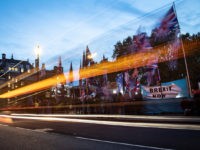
<box><xmin>142</xmin><ymin>84</ymin><xmax>182</xmax><ymax>99</ymax></box>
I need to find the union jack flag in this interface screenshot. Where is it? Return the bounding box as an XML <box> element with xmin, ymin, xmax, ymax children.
<box><xmin>154</xmin><ymin>5</ymin><xmax>180</xmax><ymax>37</ymax></box>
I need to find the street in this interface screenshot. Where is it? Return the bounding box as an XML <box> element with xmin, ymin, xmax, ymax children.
<box><xmin>0</xmin><ymin>114</ymin><xmax>200</xmax><ymax>150</ymax></box>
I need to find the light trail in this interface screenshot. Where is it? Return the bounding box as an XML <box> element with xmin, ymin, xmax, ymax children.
<box><xmin>0</xmin><ymin>114</ymin><xmax>200</xmax><ymax>130</ymax></box>
<box><xmin>0</xmin><ymin>40</ymin><xmax>199</xmax><ymax>99</ymax></box>
<box><xmin>11</xmin><ymin>113</ymin><xmax>200</xmax><ymax>122</ymax></box>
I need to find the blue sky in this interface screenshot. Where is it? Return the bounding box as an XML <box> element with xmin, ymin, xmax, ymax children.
<box><xmin>0</xmin><ymin>0</ymin><xmax>199</xmax><ymax>72</ymax></box>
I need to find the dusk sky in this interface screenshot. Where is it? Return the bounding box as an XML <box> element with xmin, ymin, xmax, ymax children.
<box><xmin>0</xmin><ymin>0</ymin><xmax>199</xmax><ymax>72</ymax></box>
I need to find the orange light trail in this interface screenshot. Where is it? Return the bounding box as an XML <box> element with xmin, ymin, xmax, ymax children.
<box><xmin>0</xmin><ymin>40</ymin><xmax>199</xmax><ymax>99</ymax></box>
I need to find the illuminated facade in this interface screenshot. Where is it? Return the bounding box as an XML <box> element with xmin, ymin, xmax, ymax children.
<box><xmin>0</xmin><ymin>53</ymin><xmax>33</xmax><ymax>92</ymax></box>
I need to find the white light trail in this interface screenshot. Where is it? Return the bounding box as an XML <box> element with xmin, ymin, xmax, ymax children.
<box><xmin>0</xmin><ymin>114</ymin><xmax>200</xmax><ymax>131</ymax></box>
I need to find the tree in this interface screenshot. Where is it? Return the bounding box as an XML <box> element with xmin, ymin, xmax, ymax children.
<box><xmin>111</xmin><ymin>30</ymin><xmax>200</xmax><ymax>87</ymax></box>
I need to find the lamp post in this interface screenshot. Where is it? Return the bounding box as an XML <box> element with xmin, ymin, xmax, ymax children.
<box><xmin>34</xmin><ymin>45</ymin><xmax>41</xmax><ymax>71</ymax></box>
<box><xmin>34</xmin><ymin>45</ymin><xmax>41</xmax><ymax>110</ymax></box>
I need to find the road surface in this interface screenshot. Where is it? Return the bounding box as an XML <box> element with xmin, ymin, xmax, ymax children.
<box><xmin>0</xmin><ymin>114</ymin><xmax>200</xmax><ymax>150</ymax></box>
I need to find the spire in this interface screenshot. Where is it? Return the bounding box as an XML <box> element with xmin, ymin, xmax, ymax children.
<box><xmin>101</xmin><ymin>54</ymin><xmax>107</xmax><ymax>63</ymax></box>
<box><xmin>79</xmin><ymin>59</ymin><xmax>82</xmax><ymax>69</ymax></box>
<box><xmin>86</xmin><ymin>45</ymin><xmax>91</xmax><ymax>58</ymax></box>
<box><xmin>57</xmin><ymin>56</ymin><xmax>63</xmax><ymax>74</ymax></box>
<box><xmin>11</xmin><ymin>54</ymin><xmax>13</xmax><ymax>59</ymax></box>
<box><xmin>85</xmin><ymin>45</ymin><xmax>92</xmax><ymax>66</ymax></box>
<box><xmin>79</xmin><ymin>60</ymin><xmax>82</xmax><ymax>87</ymax></box>
<box><xmin>103</xmin><ymin>54</ymin><xmax>105</xmax><ymax>60</ymax></box>
<box><xmin>69</xmin><ymin>61</ymin><xmax>73</xmax><ymax>85</ymax></box>
<box><xmin>86</xmin><ymin>45</ymin><xmax>89</xmax><ymax>52</ymax></box>
<box><xmin>82</xmin><ymin>51</ymin><xmax>86</xmax><ymax>67</ymax></box>
<box><xmin>70</xmin><ymin>61</ymin><xmax>73</xmax><ymax>72</ymax></box>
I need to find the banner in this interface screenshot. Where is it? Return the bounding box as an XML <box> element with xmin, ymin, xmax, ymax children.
<box><xmin>141</xmin><ymin>78</ymin><xmax>189</xmax><ymax>99</ymax></box>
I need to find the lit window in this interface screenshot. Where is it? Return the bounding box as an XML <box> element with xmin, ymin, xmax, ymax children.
<box><xmin>28</xmin><ymin>69</ymin><xmax>30</xmax><ymax>73</ymax></box>
<box><xmin>15</xmin><ymin>68</ymin><xmax>18</xmax><ymax>71</ymax></box>
<box><xmin>8</xmin><ymin>76</ymin><xmax>11</xmax><ymax>79</ymax></box>
<box><xmin>9</xmin><ymin>67</ymin><xmax>11</xmax><ymax>70</ymax></box>
<box><xmin>21</xmin><ymin>68</ymin><xmax>24</xmax><ymax>73</ymax></box>
<box><xmin>8</xmin><ymin>83</ymin><xmax>10</xmax><ymax>88</ymax></box>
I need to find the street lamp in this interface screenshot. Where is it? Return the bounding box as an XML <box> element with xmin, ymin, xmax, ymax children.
<box><xmin>34</xmin><ymin>45</ymin><xmax>42</xmax><ymax>70</ymax></box>
<box><xmin>87</xmin><ymin>52</ymin><xmax>97</xmax><ymax>60</ymax></box>
<box><xmin>34</xmin><ymin>45</ymin><xmax>42</xmax><ymax>58</ymax></box>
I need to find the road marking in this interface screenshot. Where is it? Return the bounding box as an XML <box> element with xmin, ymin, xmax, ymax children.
<box><xmin>16</xmin><ymin>127</ymin><xmax>26</xmax><ymax>130</ymax></box>
<box><xmin>76</xmin><ymin>136</ymin><xmax>173</xmax><ymax>150</ymax></box>
<box><xmin>15</xmin><ymin>127</ymin><xmax>34</xmax><ymax>132</ymax></box>
<box><xmin>34</xmin><ymin>128</ymin><xmax>53</xmax><ymax>132</ymax></box>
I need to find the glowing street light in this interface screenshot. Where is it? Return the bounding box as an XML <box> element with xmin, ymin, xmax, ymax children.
<box><xmin>87</xmin><ymin>52</ymin><xmax>97</xmax><ymax>59</ymax></box>
<box><xmin>34</xmin><ymin>45</ymin><xmax>41</xmax><ymax>70</ymax></box>
<box><xmin>34</xmin><ymin>45</ymin><xmax>42</xmax><ymax>58</ymax></box>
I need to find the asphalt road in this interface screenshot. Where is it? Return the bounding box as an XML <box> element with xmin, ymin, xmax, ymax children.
<box><xmin>0</xmin><ymin>115</ymin><xmax>200</xmax><ymax>150</ymax></box>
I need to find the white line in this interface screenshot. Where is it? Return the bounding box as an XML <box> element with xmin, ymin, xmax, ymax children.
<box><xmin>1</xmin><ymin>115</ymin><xmax>200</xmax><ymax>130</ymax></box>
<box><xmin>11</xmin><ymin>113</ymin><xmax>200</xmax><ymax>122</ymax></box>
<box><xmin>34</xmin><ymin>128</ymin><xmax>53</xmax><ymax>132</ymax></box>
<box><xmin>16</xmin><ymin>127</ymin><xmax>26</xmax><ymax>130</ymax></box>
<box><xmin>76</xmin><ymin>136</ymin><xmax>173</xmax><ymax>150</ymax></box>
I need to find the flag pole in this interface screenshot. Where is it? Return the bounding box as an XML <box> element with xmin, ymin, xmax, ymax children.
<box><xmin>173</xmin><ymin>2</ymin><xmax>192</xmax><ymax>98</ymax></box>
